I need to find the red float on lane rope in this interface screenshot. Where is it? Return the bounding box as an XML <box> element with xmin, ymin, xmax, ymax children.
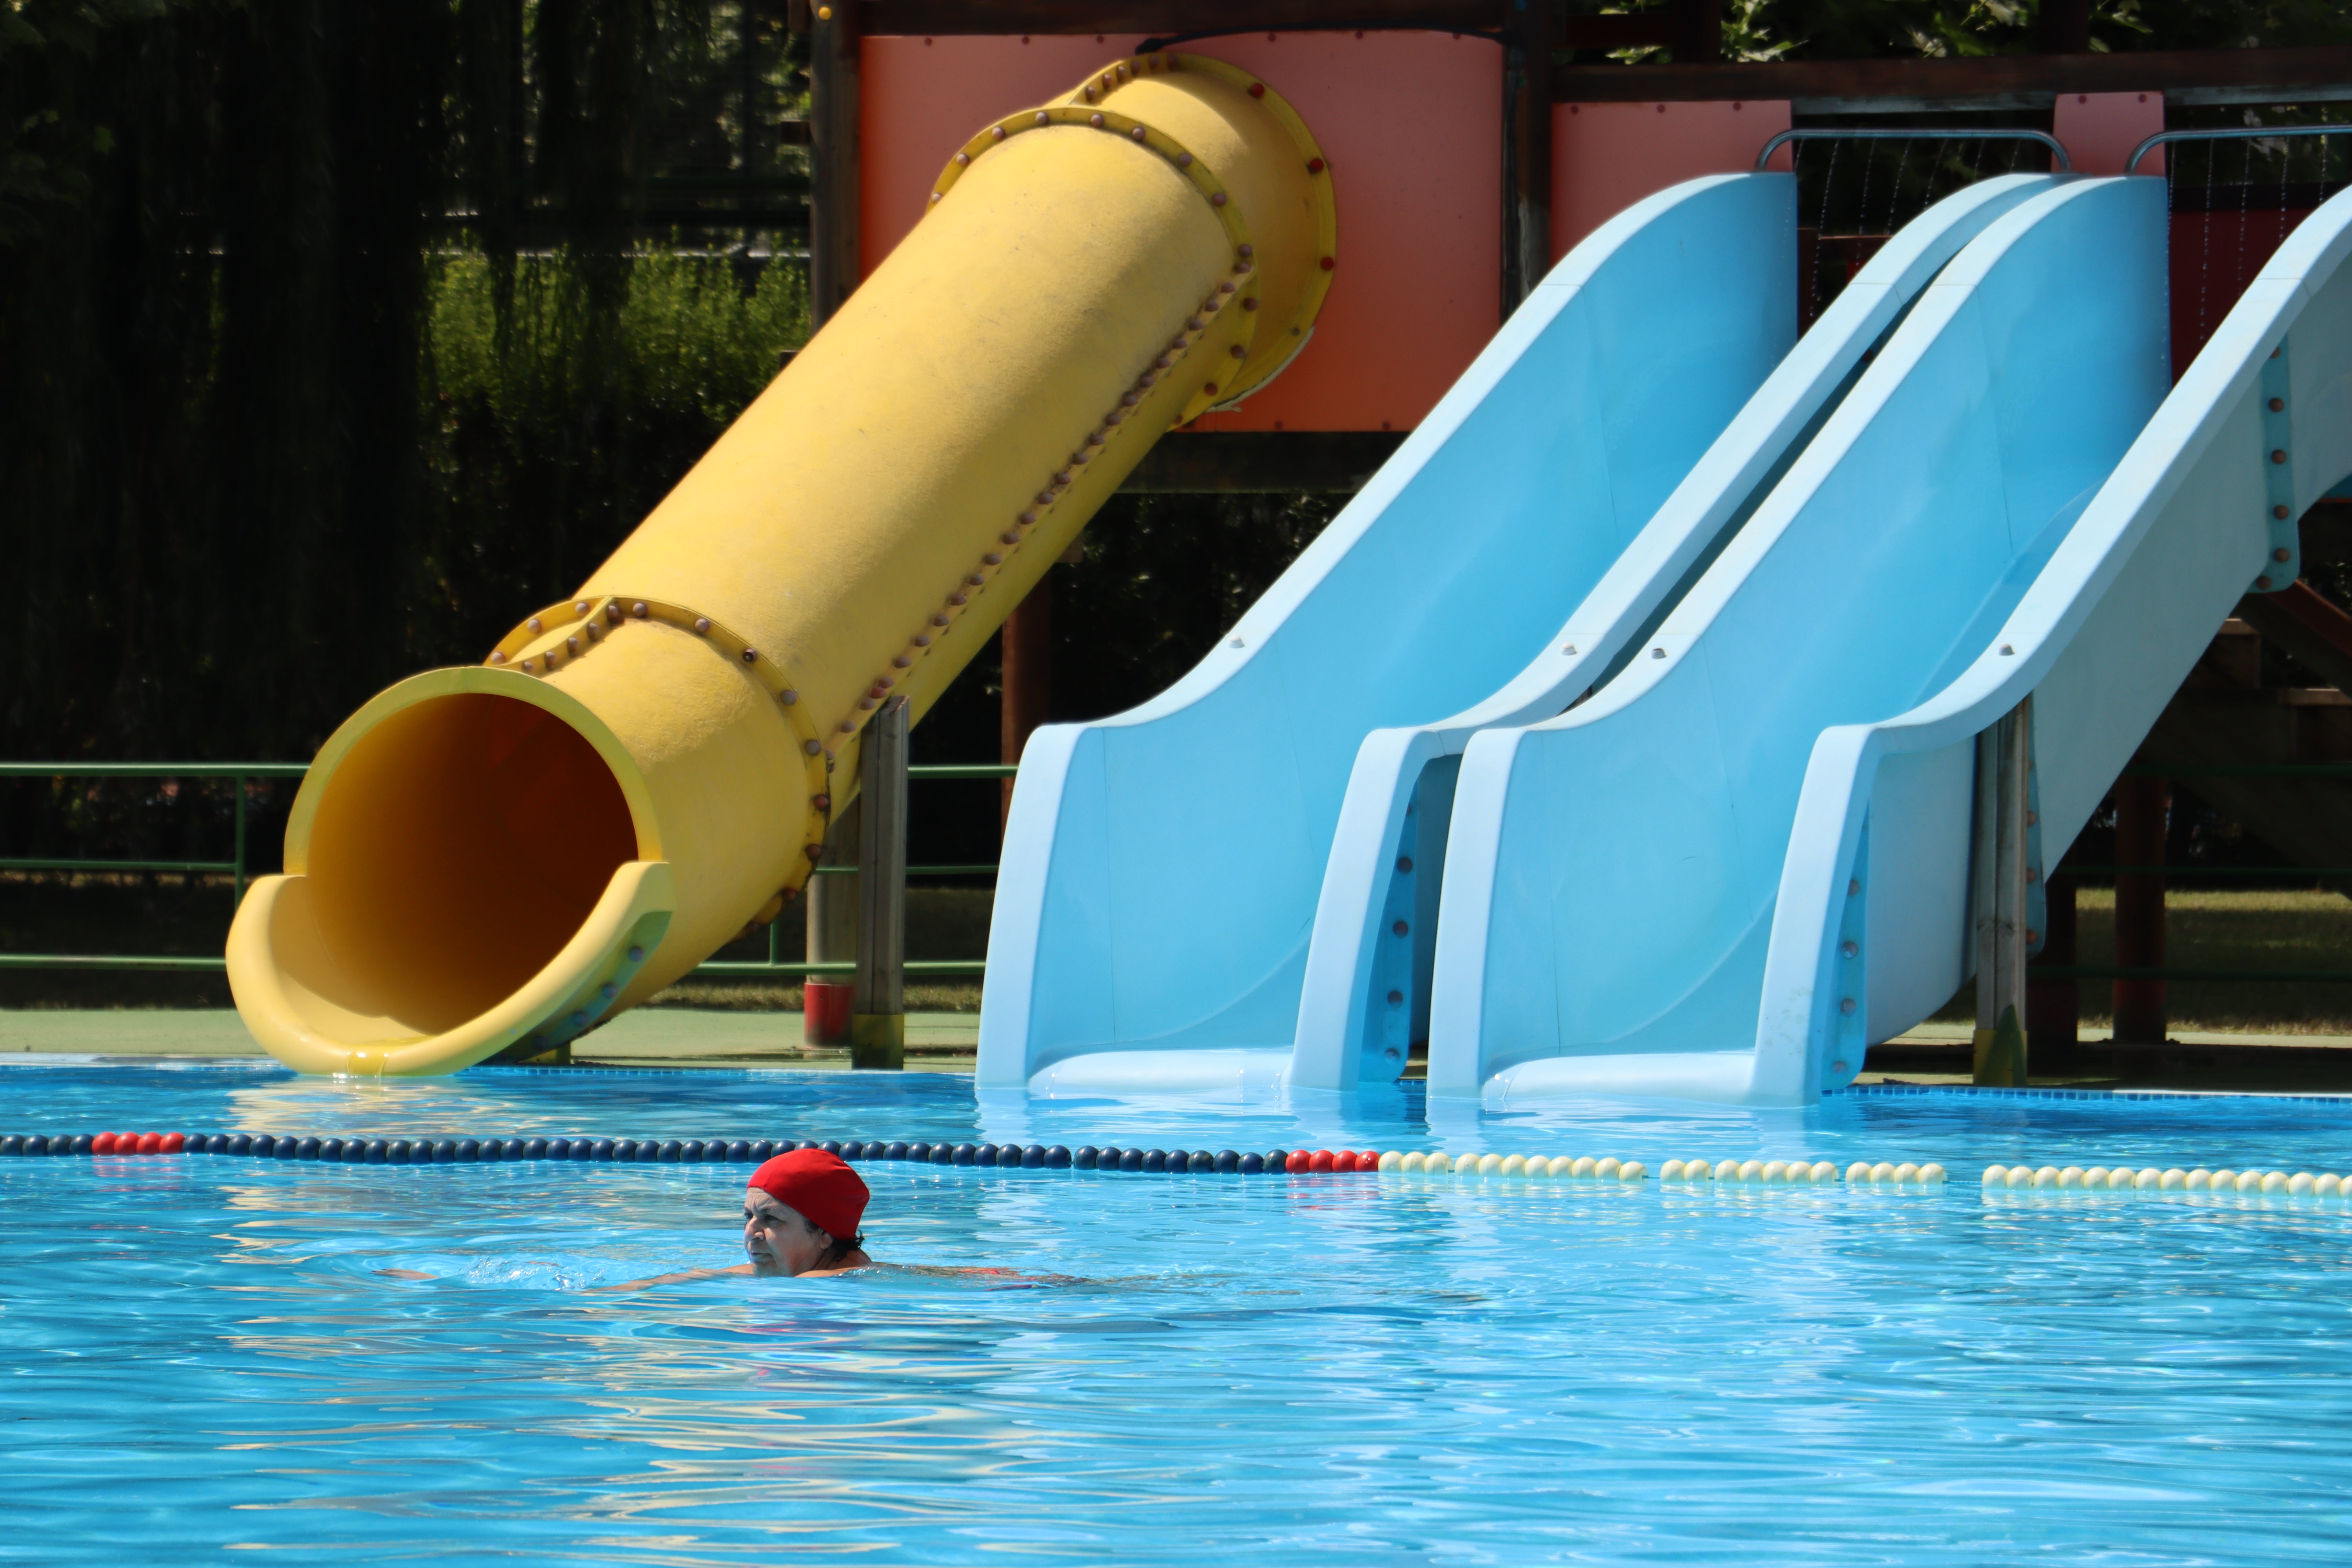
<box><xmin>138</xmin><ymin>1132</ymin><xmax>165</xmax><ymax>1154</ymax></box>
<box><xmin>161</xmin><ymin>1132</ymin><xmax>185</xmax><ymax>1153</ymax></box>
<box><xmin>1286</xmin><ymin>1150</ymin><xmax>1312</xmax><ymax>1173</ymax></box>
<box><xmin>92</xmin><ymin>1132</ymin><xmax>117</xmax><ymax>1154</ymax></box>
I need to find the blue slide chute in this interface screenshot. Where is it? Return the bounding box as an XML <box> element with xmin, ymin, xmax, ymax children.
<box><xmin>1748</xmin><ymin>183</ymin><xmax>2352</xmax><ymax>1104</ymax></box>
<box><xmin>1427</xmin><ymin>176</ymin><xmax>2174</xmax><ymax>1106</ymax></box>
<box><xmin>980</xmin><ymin>174</ymin><xmax>1797</xmax><ymax>1093</ymax></box>
<box><xmin>1288</xmin><ymin>174</ymin><xmax>2057</xmax><ymax>1091</ymax></box>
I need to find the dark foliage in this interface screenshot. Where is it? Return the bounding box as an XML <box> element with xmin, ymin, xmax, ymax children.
<box><xmin>0</xmin><ymin>0</ymin><xmax>806</xmax><ymax>766</ymax></box>
<box><xmin>9</xmin><ymin>0</ymin><xmax>2352</xmax><ymax>790</ymax></box>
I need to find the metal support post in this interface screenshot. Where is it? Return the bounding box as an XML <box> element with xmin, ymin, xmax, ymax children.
<box><xmin>2026</xmin><ymin>854</ymin><xmax>2081</xmax><ymax>1070</ymax></box>
<box><xmin>1502</xmin><ymin>0</ymin><xmax>1554</xmax><ymax>312</ymax></box>
<box><xmin>808</xmin><ymin>0</ymin><xmax>861</xmax><ymax>327</ymax></box>
<box><xmin>2038</xmin><ymin>0</ymin><xmax>2091</xmax><ymax>55</ymax></box>
<box><xmin>1000</xmin><ymin>577</ymin><xmax>1051</xmax><ymax>835</ymax></box>
<box><xmin>2111</xmin><ymin>773</ymin><xmax>2170</xmax><ymax>1044</ymax></box>
<box><xmin>851</xmin><ymin>696</ymin><xmax>908</xmax><ymax>1068</ymax></box>
<box><xmin>232</xmin><ymin>773</ymin><xmax>247</xmax><ymax>906</ymax></box>
<box><xmin>1672</xmin><ymin>0</ymin><xmax>1724</xmax><ymax>64</ymax></box>
<box><xmin>1973</xmin><ymin>698</ymin><xmax>2032</xmax><ymax>1085</ymax></box>
<box><xmin>804</xmin><ymin>797</ymin><xmax>860</xmax><ymax>1044</ymax></box>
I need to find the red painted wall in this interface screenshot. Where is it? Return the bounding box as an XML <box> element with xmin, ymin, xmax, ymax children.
<box><xmin>860</xmin><ymin>31</ymin><xmax>1501</xmax><ymax>432</ymax></box>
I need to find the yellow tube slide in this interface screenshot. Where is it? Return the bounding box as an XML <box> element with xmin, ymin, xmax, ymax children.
<box><xmin>226</xmin><ymin>54</ymin><xmax>1335</xmax><ymax>1075</ymax></box>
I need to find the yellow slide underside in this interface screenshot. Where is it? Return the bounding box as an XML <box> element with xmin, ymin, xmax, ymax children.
<box><xmin>227</xmin><ymin>53</ymin><xmax>1334</xmax><ymax>1074</ymax></box>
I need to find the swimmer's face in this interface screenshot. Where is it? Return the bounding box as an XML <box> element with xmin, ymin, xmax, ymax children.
<box><xmin>742</xmin><ymin>1187</ymin><xmax>835</xmax><ymax>1276</ymax></box>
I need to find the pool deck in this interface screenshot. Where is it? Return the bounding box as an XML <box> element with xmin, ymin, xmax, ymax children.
<box><xmin>6</xmin><ymin>1010</ymin><xmax>2352</xmax><ymax>1091</ymax></box>
<box><xmin>0</xmin><ymin>1008</ymin><xmax>980</xmax><ymax>1072</ymax></box>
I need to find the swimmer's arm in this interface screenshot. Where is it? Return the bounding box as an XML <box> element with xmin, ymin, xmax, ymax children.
<box><xmin>592</xmin><ymin>1263</ymin><xmax>755</xmax><ymax>1292</ymax></box>
<box><xmin>373</xmin><ymin>1269</ymin><xmax>435</xmax><ymax>1281</ymax></box>
<box><xmin>871</xmin><ymin>1262</ymin><xmax>1085</xmax><ymax>1287</ymax></box>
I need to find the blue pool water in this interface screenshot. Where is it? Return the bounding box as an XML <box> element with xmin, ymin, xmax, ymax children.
<box><xmin>7</xmin><ymin>1057</ymin><xmax>2352</xmax><ymax>1564</ymax></box>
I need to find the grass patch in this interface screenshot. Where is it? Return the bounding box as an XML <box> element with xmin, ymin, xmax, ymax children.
<box><xmin>13</xmin><ymin>873</ymin><xmax>2346</xmax><ymax>1035</ymax></box>
<box><xmin>1929</xmin><ymin>887</ymin><xmax>2352</xmax><ymax>1034</ymax></box>
<box><xmin>0</xmin><ymin>873</ymin><xmax>992</xmax><ymax>1013</ymax></box>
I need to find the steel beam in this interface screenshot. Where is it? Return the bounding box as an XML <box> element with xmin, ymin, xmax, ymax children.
<box><xmin>810</xmin><ymin>0</ymin><xmax>863</xmax><ymax>325</ymax></box>
<box><xmin>852</xmin><ymin>696</ymin><xmax>910</xmax><ymax>1068</ymax></box>
<box><xmin>1552</xmin><ymin>45</ymin><xmax>2352</xmax><ymax>111</ymax></box>
<box><xmin>1972</xmin><ymin>699</ymin><xmax>2032</xmax><ymax>1085</ymax></box>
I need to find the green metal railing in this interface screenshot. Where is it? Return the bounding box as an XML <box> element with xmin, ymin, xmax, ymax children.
<box><xmin>2042</xmin><ymin>758</ymin><xmax>2352</xmax><ymax>986</ymax></box>
<box><xmin>2036</xmin><ymin>967</ymin><xmax>2352</xmax><ymax>984</ymax></box>
<box><xmin>2062</xmin><ymin>865</ymin><xmax>2352</xmax><ymax>877</ymax></box>
<box><xmin>15</xmin><ymin>754</ymin><xmax>2351</xmax><ymax>988</ymax></box>
<box><xmin>2122</xmin><ymin>762</ymin><xmax>2352</xmax><ymax>778</ymax></box>
<box><xmin>0</xmin><ymin>760</ymin><xmax>1012</xmax><ymax>980</ymax></box>
<box><xmin>0</xmin><ymin>761</ymin><xmax>311</xmax><ymax>911</ymax></box>
<box><xmin>707</xmin><ymin>761</ymin><xmax>1009</xmax><ymax>982</ymax></box>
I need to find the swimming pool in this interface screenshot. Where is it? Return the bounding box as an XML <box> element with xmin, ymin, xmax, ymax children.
<box><xmin>7</xmin><ymin>1057</ymin><xmax>2352</xmax><ymax>1564</ymax></box>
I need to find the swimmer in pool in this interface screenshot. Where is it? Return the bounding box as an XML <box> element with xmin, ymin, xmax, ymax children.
<box><xmin>379</xmin><ymin>1145</ymin><xmax>1075</xmax><ymax>1290</ymax></box>
<box><xmin>599</xmin><ymin>1148</ymin><xmax>873</xmax><ymax>1290</ymax></box>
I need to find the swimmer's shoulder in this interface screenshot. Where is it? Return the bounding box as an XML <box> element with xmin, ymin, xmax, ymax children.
<box><xmin>797</xmin><ymin>1247</ymin><xmax>876</xmax><ymax>1278</ymax></box>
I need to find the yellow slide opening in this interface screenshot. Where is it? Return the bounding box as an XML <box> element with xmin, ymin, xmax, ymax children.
<box><xmin>229</xmin><ymin>54</ymin><xmax>1335</xmax><ymax>1074</ymax></box>
<box><xmin>303</xmin><ymin>693</ymin><xmax>638</xmax><ymax>1036</ymax></box>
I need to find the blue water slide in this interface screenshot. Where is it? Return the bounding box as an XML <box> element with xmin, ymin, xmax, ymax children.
<box><xmin>978</xmin><ymin>174</ymin><xmax>1797</xmax><ymax>1094</ymax></box>
<box><xmin>1427</xmin><ymin>176</ymin><xmax>2173</xmax><ymax>1106</ymax></box>
<box><xmin>1288</xmin><ymin>175</ymin><xmax>2057</xmax><ymax>1092</ymax></box>
<box><xmin>1749</xmin><ymin>183</ymin><xmax>2352</xmax><ymax>1101</ymax></box>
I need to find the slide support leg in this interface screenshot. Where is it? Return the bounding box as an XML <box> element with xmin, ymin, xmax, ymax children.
<box><xmin>1001</xmin><ymin>581</ymin><xmax>1051</xmax><ymax>835</ymax></box>
<box><xmin>809</xmin><ymin>0</ymin><xmax>861</xmax><ymax>327</ymax></box>
<box><xmin>1503</xmin><ymin>0</ymin><xmax>1553</xmax><ymax>312</ymax></box>
<box><xmin>853</xmin><ymin>696</ymin><xmax>909</xmax><ymax>1069</ymax></box>
<box><xmin>1973</xmin><ymin>698</ymin><xmax>2032</xmax><ymax>1085</ymax></box>
<box><xmin>805</xmin><ymin>799</ymin><xmax>860</xmax><ymax>1046</ymax></box>
<box><xmin>2027</xmin><ymin>859</ymin><xmax>2082</xmax><ymax>1071</ymax></box>
<box><xmin>2111</xmin><ymin>773</ymin><xmax>2169</xmax><ymax>1045</ymax></box>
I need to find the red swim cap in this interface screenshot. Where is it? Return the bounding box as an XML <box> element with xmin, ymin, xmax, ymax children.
<box><xmin>748</xmin><ymin>1149</ymin><xmax>870</xmax><ymax>1241</ymax></box>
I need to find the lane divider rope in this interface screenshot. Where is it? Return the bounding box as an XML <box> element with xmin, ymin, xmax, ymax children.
<box><xmin>20</xmin><ymin>1141</ymin><xmax>2337</xmax><ymax>1197</ymax></box>
<box><xmin>2</xmin><ymin>1135</ymin><xmax>1941</xmax><ymax>1181</ymax></box>
<box><xmin>1982</xmin><ymin>1162</ymin><xmax>2352</xmax><ymax>1194</ymax></box>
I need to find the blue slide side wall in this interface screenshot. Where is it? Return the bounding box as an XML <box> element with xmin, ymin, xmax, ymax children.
<box><xmin>1430</xmin><ymin>177</ymin><xmax>2171</xmax><ymax>1104</ymax></box>
<box><xmin>1756</xmin><ymin>183</ymin><xmax>2352</xmax><ymax>1105</ymax></box>
<box><xmin>980</xmin><ymin>174</ymin><xmax>1796</xmax><ymax>1090</ymax></box>
<box><xmin>1289</xmin><ymin>175</ymin><xmax>2052</xmax><ymax>1092</ymax></box>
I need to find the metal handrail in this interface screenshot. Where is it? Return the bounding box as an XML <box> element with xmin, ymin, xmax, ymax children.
<box><xmin>906</xmin><ymin>763</ymin><xmax>1018</xmax><ymax>780</ymax></box>
<box><xmin>2123</xmin><ymin>762</ymin><xmax>2352</xmax><ymax>777</ymax></box>
<box><xmin>0</xmin><ymin>954</ymin><xmax>228</xmax><ymax>972</ymax></box>
<box><xmin>0</xmin><ymin>762</ymin><xmax>306</xmax><ymax>904</ymax></box>
<box><xmin>697</xmin><ymin>959</ymin><xmax>987</xmax><ymax>977</ymax></box>
<box><xmin>3</xmin><ymin>758</ymin><xmax>1015</xmax><ymax>976</ymax></box>
<box><xmin>1755</xmin><ymin>127</ymin><xmax>2072</xmax><ymax>173</ymax></box>
<box><xmin>2128</xmin><ymin>123</ymin><xmax>2352</xmax><ymax>176</ymax></box>
<box><xmin>7</xmin><ymin>857</ymin><xmax>238</xmax><ymax>875</ymax></box>
<box><xmin>2060</xmin><ymin>864</ymin><xmax>2352</xmax><ymax>877</ymax></box>
<box><xmin>811</xmin><ymin>863</ymin><xmax>997</xmax><ymax>877</ymax></box>
<box><xmin>2032</xmin><ymin>965</ymin><xmax>2352</xmax><ymax>983</ymax></box>
<box><xmin>0</xmin><ymin>762</ymin><xmax>310</xmax><ymax>778</ymax></box>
